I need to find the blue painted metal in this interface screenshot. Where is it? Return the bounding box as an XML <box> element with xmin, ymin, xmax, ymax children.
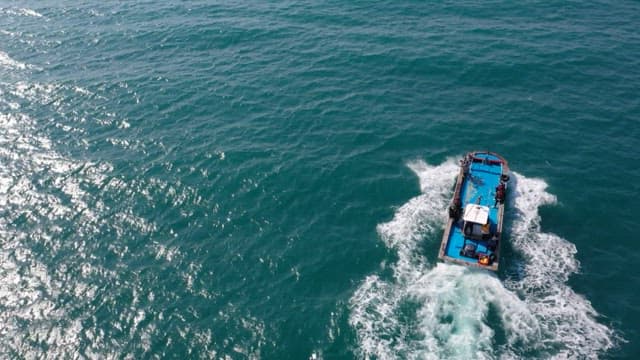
<box><xmin>438</xmin><ymin>151</ymin><xmax>509</xmax><ymax>271</ymax></box>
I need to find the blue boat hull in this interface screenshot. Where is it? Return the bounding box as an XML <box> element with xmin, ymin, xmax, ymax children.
<box><xmin>438</xmin><ymin>151</ymin><xmax>509</xmax><ymax>271</ymax></box>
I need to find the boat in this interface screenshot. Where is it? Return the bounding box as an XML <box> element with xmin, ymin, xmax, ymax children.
<box><xmin>438</xmin><ymin>151</ymin><xmax>510</xmax><ymax>271</ymax></box>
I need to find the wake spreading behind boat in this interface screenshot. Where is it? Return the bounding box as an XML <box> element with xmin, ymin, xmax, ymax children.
<box><xmin>438</xmin><ymin>151</ymin><xmax>510</xmax><ymax>271</ymax></box>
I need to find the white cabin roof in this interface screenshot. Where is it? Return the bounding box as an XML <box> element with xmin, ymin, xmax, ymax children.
<box><xmin>463</xmin><ymin>204</ymin><xmax>490</xmax><ymax>224</ymax></box>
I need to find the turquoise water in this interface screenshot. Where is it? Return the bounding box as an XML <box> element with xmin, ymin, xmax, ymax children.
<box><xmin>1</xmin><ymin>1</ymin><xmax>639</xmax><ymax>358</ymax></box>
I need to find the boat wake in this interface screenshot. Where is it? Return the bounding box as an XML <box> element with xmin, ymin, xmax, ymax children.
<box><xmin>349</xmin><ymin>158</ymin><xmax>618</xmax><ymax>359</ymax></box>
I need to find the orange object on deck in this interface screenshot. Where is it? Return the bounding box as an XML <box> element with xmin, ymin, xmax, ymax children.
<box><xmin>478</xmin><ymin>254</ymin><xmax>491</xmax><ymax>265</ymax></box>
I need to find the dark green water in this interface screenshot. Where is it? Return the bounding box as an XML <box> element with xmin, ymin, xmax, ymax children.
<box><xmin>1</xmin><ymin>1</ymin><xmax>638</xmax><ymax>358</ymax></box>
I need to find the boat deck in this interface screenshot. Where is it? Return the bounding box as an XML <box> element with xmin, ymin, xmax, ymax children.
<box><xmin>439</xmin><ymin>152</ymin><xmax>506</xmax><ymax>271</ymax></box>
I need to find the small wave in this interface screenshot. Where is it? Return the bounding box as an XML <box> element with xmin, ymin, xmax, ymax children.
<box><xmin>0</xmin><ymin>51</ymin><xmax>27</xmax><ymax>70</ymax></box>
<box><xmin>0</xmin><ymin>111</ymin><xmax>105</xmax><ymax>357</ymax></box>
<box><xmin>1</xmin><ymin>7</ymin><xmax>43</xmax><ymax>18</ymax></box>
<box><xmin>349</xmin><ymin>158</ymin><xmax>618</xmax><ymax>359</ymax></box>
<box><xmin>0</xmin><ymin>82</ymin><xmax>156</xmax><ymax>357</ymax></box>
<box><xmin>19</xmin><ymin>8</ymin><xmax>43</xmax><ymax>17</ymax></box>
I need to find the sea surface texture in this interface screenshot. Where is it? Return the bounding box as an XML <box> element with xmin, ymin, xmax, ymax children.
<box><xmin>1</xmin><ymin>1</ymin><xmax>638</xmax><ymax>359</ymax></box>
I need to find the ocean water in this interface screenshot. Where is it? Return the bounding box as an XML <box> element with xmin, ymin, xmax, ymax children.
<box><xmin>1</xmin><ymin>1</ymin><xmax>639</xmax><ymax>358</ymax></box>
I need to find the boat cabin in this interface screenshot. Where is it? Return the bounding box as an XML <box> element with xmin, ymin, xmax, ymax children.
<box><xmin>462</xmin><ymin>204</ymin><xmax>493</xmax><ymax>240</ymax></box>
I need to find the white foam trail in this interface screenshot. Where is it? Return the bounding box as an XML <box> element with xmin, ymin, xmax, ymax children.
<box><xmin>349</xmin><ymin>159</ymin><xmax>618</xmax><ymax>359</ymax></box>
<box><xmin>407</xmin><ymin>264</ymin><xmax>540</xmax><ymax>360</ymax></box>
<box><xmin>376</xmin><ymin>158</ymin><xmax>458</xmax><ymax>283</ymax></box>
<box><xmin>502</xmin><ymin>174</ymin><xmax>617</xmax><ymax>358</ymax></box>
